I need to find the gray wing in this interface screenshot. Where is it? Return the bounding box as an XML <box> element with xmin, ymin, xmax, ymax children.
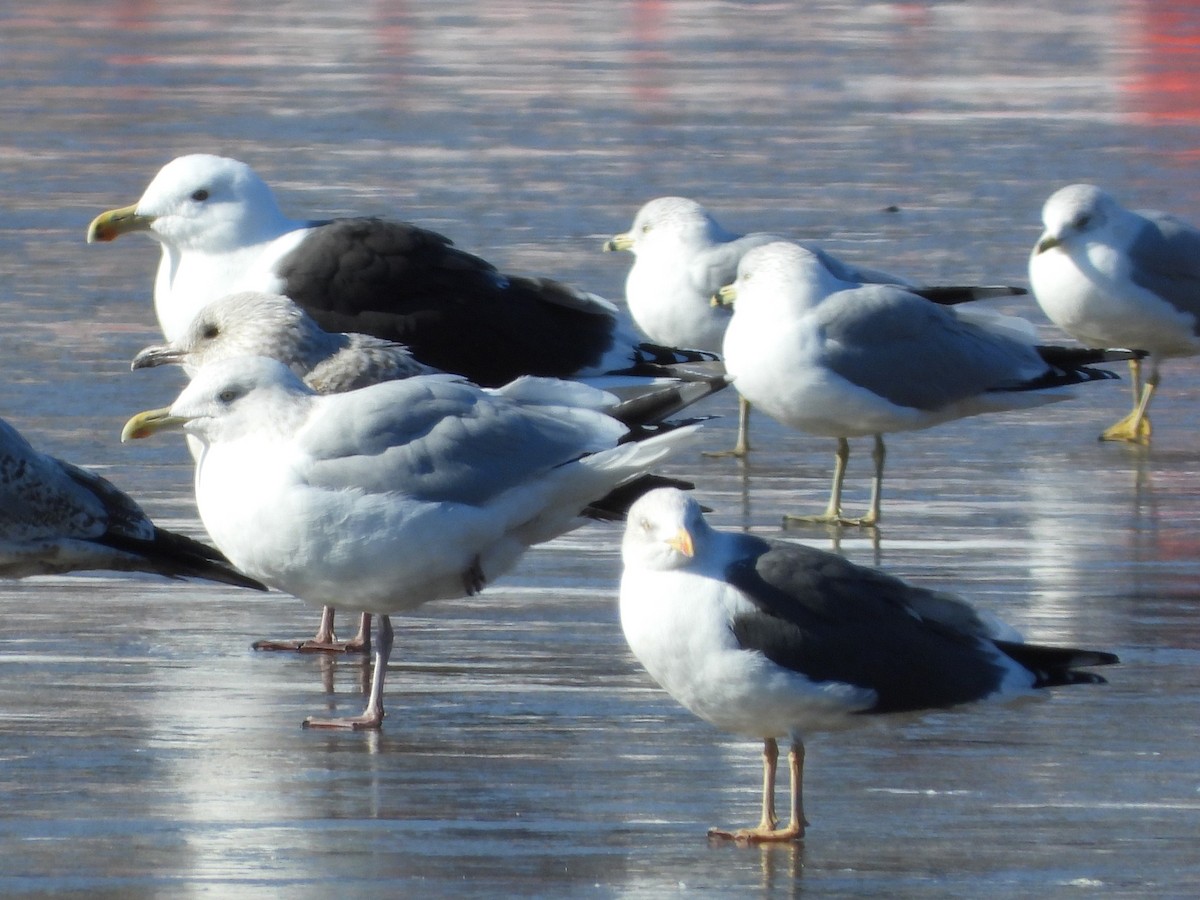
<box><xmin>297</xmin><ymin>375</ymin><xmax>628</xmax><ymax>503</ymax></box>
<box><xmin>690</xmin><ymin>232</ymin><xmax>780</xmax><ymax>296</ymax></box>
<box><xmin>807</xmin><ymin>245</ymin><xmax>909</xmax><ymax>287</ymax></box>
<box><xmin>1125</xmin><ymin>210</ymin><xmax>1200</xmax><ymax>324</ymax></box>
<box><xmin>815</xmin><ymin>286</ymin><xmax>1046</xmax><ymax>410</ymax></box>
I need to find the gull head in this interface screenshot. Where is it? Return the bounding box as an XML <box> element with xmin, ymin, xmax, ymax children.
<box><xmin>622</xmin><ymin>487</ymin><xmax>712</xmax><ymax>573</ymax></box>
<box><xmin>725</xmin><ymin>241</ymin><xmax>840</xmax><ymax>315</ymax></box>
<box><xmin>122</xmin><ymin>355</ymin><xmax>314</xmax><ymax>445</ymax></box>
<box><xmin>605</xmin><ymin>197</ymin><xmax>729</xmax><ymax>255</ymax></box>
<box><xmin>88</xmin><ymin>154</ymin><xmax>291</xmax><ymax>253</ymax></box>
<box><xmin>132</xmin><ymin>292</ymin><xmax>337</xmax><ymax>378</ymax></box>
<box><xmin>1033</xmin><ymin>183</ymin><xmax>1117</xmax><ymax>255</ymax></box>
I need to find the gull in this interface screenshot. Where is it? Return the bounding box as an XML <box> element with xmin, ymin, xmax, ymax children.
<box><xmin>1029</xmin><ymin>183</ymin><xmax>1200</xmax><ymax>444</ymax></box>
<box><xmin>130</xmin><ymin>291</ymin><xmax>721</xmax><ymax>653</ymax></box>
<box><xmin>0</xmin><ymin>416</ymin><xmax>263</xmax><ymax>589</ymax></box>
<box><xmin>619</xmin><ymin>488</ymin><xmax>1118</xmax><ymax>842</ymax></box>
<box><xmin>122</xmin><ymin>356</ymin><xmax>702</xmax><ymax>729</ymax></box>
<box><xmin>86</xmin><ymin>154</ymin><xmax>724</xmax><ymax>393</ymax></box>
<box><xmin>719</xmin><ymin>241</ymin><xmax>1131</xmax><ymax>526</ymax></box>
<box><xmin>605</xmin><ymin>196</ymin><xmax>1028</xmax><ymax>456</ymax></box>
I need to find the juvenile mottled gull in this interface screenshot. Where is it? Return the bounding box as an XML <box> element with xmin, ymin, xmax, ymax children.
<box><xmin>605</xmin><ymin>196</ymin><xmax>1027</xmax><ymax>455</ymax></box>
<box><xmin>132</xmin><ymin>291</ymin><xmax>727</xmax><ymax>429</ymax></box>
<box><xmin>1029</xmin><ymin>183</ymin><xmax>1200</xmax><ymax>443</ymax></box>
<box><xmin>619</xmin><ymin>488</ymin><xmax>1117</xmax><ymax>842</ymax></box>
<box><xmin>0</xmin><ymin>417</ymin><xmax>262</xmax><ymax>588</ymax></box>
<box><xmin>123</xmin><ymin>357</ymin><xmax>701</xmax><ymax>729</ymax></box>
<box><xmin>720</xmin><ymin>241</ymin><xmax>1131</xmax><ymax>526</ymax></box>
<box><xmin>86</xmin><ymin>154</ymin><xmax>723</xmax><ymax>393</ymax></box>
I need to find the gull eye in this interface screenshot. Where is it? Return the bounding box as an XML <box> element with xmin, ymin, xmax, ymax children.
<box><xmin>1073</xmin><ymin>213</ymin><xmax>1092</xmax><ymax>230</ymax></box>
<box><xmin>191</xmin><ymin>189</ymin><xmax>210</xmax><ymax>202</ymax></box>
<box><xmin>201</xmin><ymin>324</ymin><xmax>219</xmax><ymax>340</ymax></box>
<box><xmin>638</xmin><ymin>516</ymin><xmax>653</xmax><ymax>533</ymax></box>
<box><xmin>217</xmin><ymin>389</ymin><xmax>238</xmax><ymax>404</ymax></box>
<box><xmin>641</xmin><ymin>223</ymin><xmax>652</xmax><ymax>234</ymax></box>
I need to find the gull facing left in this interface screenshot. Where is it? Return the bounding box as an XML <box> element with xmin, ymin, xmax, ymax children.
<box><xmin>720</xmin><ymin>242</ymin><xmax>1130</xmax><ymax>526</ymax></box>
<box><xmin>619</xmin><ymin>488</ymin><xmax>1118</xmax><ymax>842</ymax></box>
<box><xmin>604</xmin><ymin>196</ymin><xmax>1028</xmax><ymax>456</ymax></box>
<box><xmin>130</xmin><ymin>291</ymin><xmax>723</xmax><ymax>655</ymax></box>
<box><xmin>1029</xmin><ymin>183</ymin><xmax>1200</xmax><ymax>444</ymax></box>
<box><xmin>122</xmin><ymin>356</ymin><xmax>700</xmax><ymax>729</ymax></box>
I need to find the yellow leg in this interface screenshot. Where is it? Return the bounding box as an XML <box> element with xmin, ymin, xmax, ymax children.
<box><xmin>1100</xmin><ymin>362</ymin><xmax>1156</xmax><ymax>444</ymax></box>
<box><xmin>709</xmin><ymin>738</ymin><xmax>807</xmax><ymax>844</ymax></box>
<box><xmin>786</xmin><ymin>436</ymin><xmax>881</xmax><ymax>528</ymax></box>
<box><xmin>859</xmin><ymin>434</ymin><xmax>886</xmax><ymax>527</ymax></box>
<box><xmin>704</xmin><ymin>396</ymin><xmax>752</xmax><ymax>458</ymax></box>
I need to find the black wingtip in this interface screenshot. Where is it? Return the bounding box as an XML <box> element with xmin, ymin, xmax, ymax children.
<box><xmin>105</xmin><ymin>528</ymin><xmax>268</xmax><ymax>590</ymax></box>
<box><xmin>910</xmin><ymin>284</ymin><xmax>1029</xmax><ymax>304</ymax></box>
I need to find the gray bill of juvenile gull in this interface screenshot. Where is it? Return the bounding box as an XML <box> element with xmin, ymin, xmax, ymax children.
<box><xmin>619</xmin><ymin>488</ymin><xmax>1117</xmax><ymax>842</ymax></box>
<box><xmin>86</xmin><ymin>154</ymin><xmax>725</xmax><ymax>395</ymax></box>
<box><xmin>605</xmin><ymin>196</ymin><xmax>1028</xmax><ymax>456</ymax></box>
<box><xmin>130</xmin><ymin>291</ymin><xmax>723</xmax><ymax>654</ymax></box>
<box><xmin>122</xmin><ymin>356</ymin><xmax>702</xmax><ymax>730</ymax></box>
<box><xmin>719</xmin><ymin>241</ymin><xmax>1135</xmax><ymax>527</ymax></box>
<box><xmin>0</xmin><ymin>417</ymin><xmax>264</xmax><ymax>589</ymax></box>
<box><xmin>1029</xmin><ymin>183</ymin><xmax>1200</xmax><ymax>444</ymax></box>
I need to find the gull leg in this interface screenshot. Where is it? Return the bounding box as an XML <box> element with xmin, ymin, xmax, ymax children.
<box><xmin>709</xmin><ymin>738</ymin><xmax>778</xmax><ymax>840</ymax></box>
<box><xmin>703</xmin><ymin>396</ymin><xmax>752</xmax><ymax>458</ymax></box>
<box><xmin>1101</xmin><ymin>359</ymin><xmax>1155</xmax><ymax>444</ymax></box>
<box><xmin>344</xmin><ymin>613</ymin><xmax>372</xmax><ymax>655</ymax></box>
<box><xmin>304</xmin><ymin>615</ymin><xmax>393</xmax><ymax>730</ymax></box>
<box><xmin>254</xmin><ymin>605</ymin><xmax>373</xmax><ymax>654</ymax></box>
<box><xmin>710</xmin><ymin>738</ymin><xmax>806</xmax><ymax>843</ymax></box>
<box><xmin>857</xmin><ymin>434</ymin><xmax>886</xmax><ymax>527</ymax></box>
<box><xmin>787</xmin><ymin>437</ymin><xmax>874</xmax><ymax>527</ymax></box>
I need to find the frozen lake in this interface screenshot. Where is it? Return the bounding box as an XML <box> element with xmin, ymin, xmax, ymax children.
<box><xmin>1</xmin><ymin>2</ymin><xmax>1199</xmax><ymax>896</ymax></box>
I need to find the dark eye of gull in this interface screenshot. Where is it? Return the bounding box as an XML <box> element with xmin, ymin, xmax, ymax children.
<box><xmin>201</xmin><ymin>324</ymin><xmax>219</xmax><ymax>339</ymax></box>
<box><xmin>191</xmin><ymin>189</ymin><xmax>210</xmax><ymax>202</ymax></box>
<box><xmin>217</xmin><ymin>389</ymin><xmax>237</xmax><ymax>404</ymax></box>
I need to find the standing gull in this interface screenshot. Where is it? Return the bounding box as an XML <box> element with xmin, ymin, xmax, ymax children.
<box><xmin>720</xmin><ymin>241</ymin><xmax>1131</xmax><ymax>526</ymax></box>
<box><xmin>619</xmin><ymin>488</ymin><xmax>1117</xmax><ymax>842</ymax></box>
<box><xmin>122</xmin><ymin>356</ymin><xmax>701</xmax><ymax>729</ymax></box>
<box><xmin>0</xmin><ymin>417</ymin><xmax>263</xmax><ymax>588</ymax></box>
<box><xmin>605</xmin><ymin>197</ymin><xmax>1027</xmax><ymax>456</ymax></box>
<box><xmin>1029</xmin><ymin>183</ymin><xmax>1200</xmax><ymax>444</ymax></box>
<box><xmin>131</xmin><ymin>291</ymin><xmax>720</xmax><ymax>652</ymax></box>
<box><xmin>86</xmin><ymin>153</ymin><xmax>723</xmax><ymax>391</ymax></box>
